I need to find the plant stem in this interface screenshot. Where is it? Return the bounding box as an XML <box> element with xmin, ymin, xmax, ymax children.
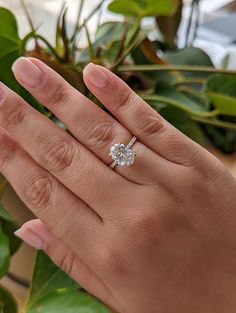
<box><xmin>192</xmin><ymin>116</ymin><xmax>236</xmax><ymax>131</ymax></box>
<box><xmin>110</xmin><ymin>23</ymin><xmax>141</xmax><ymax>70</ymax></box>
<box><xmin>118</xmin><ymin>64</ymin><xmax>236</xmax><ymax>75</ymax></box>
<box><xmin>20</xmin><ymin>0</ymin><xmax>39</xmax><ymax>50</ymax></box>
<box><xmin>174</xmin><ymin>78</ymin><xmax>205</xmax><ymax>86</ymax></box>
<box><xmin>140</xmin><ymin>94</ymin><xmax>219</xmax><ymax>118</ymax></box>
<box><xmin>21</xmin><ymin>33</ymin><xmax>63</xmax><ymax>62</ymax></box>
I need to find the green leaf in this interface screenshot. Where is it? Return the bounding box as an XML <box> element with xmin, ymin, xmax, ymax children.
<box><xmin>0</xmin><ymin>285</ymin><xmax>18</xmax><ymax>313</ymax></box>
<box><xmin>0</xmin><ymin>205</ymin><xmax>21</xmax><ymax>256</ymax></box>
<box><xmin>156</xmin><ymin>0</ymin><xmax>183</xmax><ymax>48</ymax></box>
<box><xmin>108</xmin><ymin>0</ymin><xmax>143</xmax><ymax>18</ymax></box>
<box><xmin>144</xmin><ymin>0</ymin><xmax>177</xmax><ymax>16</ymax></box>
<box><xmin>157</xmin><ymin>105</ymin><xmax>205</xmax><ymax>145</ymax></box>
<box><xmin>0</xmin><ymin>224</ymin><xmax>10</xmax><ymax>278</ymax></box>
<box><xmin>165</xmin><ymin>47</ymin><xmax>214</xmax><ymax>77</ymax></box>
<box><xmin>155</xmin><ymin>82</ymin><xmax>207</xmax><ymax>112</ymax></box>
<box><xmin>108</xmin><ymin>0</ymin><xmax>177</xmax><ymax>18</ymax></box>
<box><xmin>0</xmin><ymin>7</ymin><xmax>20</xmax><ymax>41</ymax></box>
<box><xmin>25</xmin><ymin>251</ymin><xmax>108</xmax><ymax>313</ymax></box>
<box><xmin>204</xmin><ymin>75</ymin><xmax>236</xmax><ymax>116</ymax></box>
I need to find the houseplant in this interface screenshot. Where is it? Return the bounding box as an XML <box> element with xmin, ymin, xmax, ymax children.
<box><xmin>0</xmin><ymin>0</ymin><xmax>236</xmax><ymax>312</ymax></box>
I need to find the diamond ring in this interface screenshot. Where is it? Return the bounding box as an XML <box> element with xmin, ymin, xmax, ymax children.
<box><xmin>109</xmin><ymin>136</ymin><xmax>137</xmax><ymax>169</ymax></box>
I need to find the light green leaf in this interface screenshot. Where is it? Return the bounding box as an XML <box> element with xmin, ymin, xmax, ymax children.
<box><xmin>144</xmin><ymin>0</ymin><xmax>177</xmax><ymax>16</ymax></box>
<box><xmin>204</xmin><ymin>75</ymin><xmax>236</xmax><ymax>116</ymax></box>
<box><xmin>25</xmin><ymin>251</ymin><xmax>108</xmax><ymax>313</ymax></box>
<box><xmin>108</xmin><ymin>0</ymin><xmax>177</xmax><ymax>18</ymax></box>
<box><xmin>0</xmin><ymin>224</ymin><xmax>10</xmax><ymax>278</ymax></box>
<box><xmin>0</xmin><ymin>285</ymin><xmax>18</xmax><ymax>313</ymax></box>
<box><xmin>108</xmin><ymin>0</ymin><xmax>143</xmax><ymax>18</ymax></box>
<box><xmin>0</xmin><ymin>7</ymin><xmax>20</xmax><ymax>41</ymax></box>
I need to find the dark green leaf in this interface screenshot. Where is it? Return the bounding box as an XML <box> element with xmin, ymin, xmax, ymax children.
<box><xmin>165</xmin><ymin>47</ymin><xmax>214</xmax><ymax>77</ymax></box>
<box><xmin>0</xmin><ymin>205</ymin><xmax>21</xmax><ymax>256</ymax></box>
<box><xmin>156</xmin><ymin>0</ymin><xmax>183</xmax><ymax>48</ymax></box>
<box><xmin>204</xmin><ymin>75</ymin><xmax>236</xmax><ymax>116</ymax></box>
<box><xmin>156</xmin><ymin>82</ymin><xmax>207</xmax><ymax>112</ymax></box>
<box><xmin>0</xmin><ymin>7</ymin><xmax>20</xmax><ymax>41</ymax></box>
<box><xmin>0</xmin><ymin>285</ymin><xmax>18</xmax><ymax>313</ymax></box>
<box><xmin>156</xmin><ymin>105</ymin><xmax>205</xmax><ymax>145</ymax></box>
<box><xmin>0</xmin><ymin>224</ymin><xmax>10</xmax><ymax>278</ymax></box>
<box><xmin>0</xmin><ymin>50</ymin><xmax>21</xmax><ymax>93</ymax></box>
<box><xmin>25</xmin><ymin>251</ymin><xmax>108</xmax><ymax>313</ymax></box>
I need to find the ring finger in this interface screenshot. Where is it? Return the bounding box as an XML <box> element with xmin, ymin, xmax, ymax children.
<box><xmin>12</xmin><ymin>57</ymin><xmax>175</xmax><ymax>185</ymax></box>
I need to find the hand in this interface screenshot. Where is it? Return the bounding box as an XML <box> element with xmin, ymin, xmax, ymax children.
<box><xmin>0</xmin><ymin>57</ymin><xmax>236</xmax><ymax>313</ymax></box>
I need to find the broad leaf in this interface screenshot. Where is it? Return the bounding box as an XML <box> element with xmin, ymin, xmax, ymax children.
<box><xmin>0</xmin><ymin>224</ymin><xmax>10</xmax><ymax>278</ymax></box>
<box><xmin>25</xmin><ymin>251</ymin><xmax>108</xmax><ymax>313</ymax></box>
<box><xmin>155</xmin><ymin>82</ymin><xmax>207</xmax><ymax>112</ymax></box>
<box><xmin>156</xmin><ymin>105</ymin><xmax>205</xmax><ymax>145</ymax></box>
<box><xmin>0</xmin><ymin>285</ymin><xmax>18</xmax><ymax>313</ymax></box>
<box><xmin>108</xmin><ymin>0</ymin><xmax>177</xmax><ymax>18</ymax></box>
<box><xmin>0</xmin><ymin>8</ymin><xmax>19</xmax><ymax>41</ymax></box>
<box><xmin>165</xmin><ymin>47</ymin><xmax>214</xmax><ymax>78</ymax></box>
<box><xmin>156</xmin><ymin>0</ymin><xmax>183</xmax><ymax>48</ymax></box>
<box><xmin>204</xmin><ymin>75</ymin><xmax>236</xmax><ymax>116</ymax></box>
<box><xmin>0</xmin><ymin>205</ymin><xmax>21</xmax><ymax>256</ymax></box>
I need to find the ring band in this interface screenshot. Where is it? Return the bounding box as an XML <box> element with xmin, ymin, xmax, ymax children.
<box><xmin>109</xmin><ymin>136</ymin><xmax>137</xmax><ymax>169</ymax></box>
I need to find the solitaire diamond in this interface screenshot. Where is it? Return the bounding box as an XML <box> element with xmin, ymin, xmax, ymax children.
<box><xmin>109</xmin><ymin>143</ymin><xmax>136</xmax><ymax>167</ymax></box>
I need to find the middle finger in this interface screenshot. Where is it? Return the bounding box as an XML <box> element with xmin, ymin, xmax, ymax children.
<box><xmin>12</xmin><ymin>57</ymin><xmax>173</xmax><ymax>185</ymax></box>
<box><xmin>0</xmin><ymin>83</ymin><xmax>133</xmax><ymax>219</ymax></box>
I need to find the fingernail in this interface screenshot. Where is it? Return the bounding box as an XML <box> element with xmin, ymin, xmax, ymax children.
<box><xmin>14</xmin><ymin>226</ymin><xmax>45</xmax><ymax>250</ymax></box>
<box><xmin>12</xmin><ymin>57</ymin><xmax>44</xmax><ymax>88</ymax></box>
<box><xmin>83</xmin><ymin>63</ymin><xmax>109</xmax><ymax>88</ymax></box>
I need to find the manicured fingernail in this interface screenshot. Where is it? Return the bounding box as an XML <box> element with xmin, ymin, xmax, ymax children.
<box><xmin>12</xmin><ymin>57</ymin><xmax>44</xmax><ymax>88</ymax></box>
<box><xmin>83</xmin><ymin>63</ymin><xmax>109</xmax><ymax>88</ymax></box>
<box><xmin>14</xmin><ymin>226</ymin><xmax>45</xmax><ymax>250</ymax></box>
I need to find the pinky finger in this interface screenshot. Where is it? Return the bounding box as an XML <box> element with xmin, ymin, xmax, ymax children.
<box><xmin>15</xmin><ymin>219</ymin><xmax>120</xmax><ymax>312</ymax></box>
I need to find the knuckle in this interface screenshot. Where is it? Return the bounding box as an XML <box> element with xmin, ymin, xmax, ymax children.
<box><xmin>0</xmin><ymin>136</ymin><xmax>17</xmax><ymax>167</ymax></box>
<box><xmin>59</xmin><ymin>248</ymin><xmax>76</xmax><ymax>276</ymax></box>
<box><xmin>39</xmin><ymin>136</ymin><xmax>75</xmax><ymax>173</ymax></box>
<box><xmin>23</xmin><ymin>174</ymin><xmax>54</xmax><ymax>210</ymax></box>
<box><xmin>99</xmin><ymin>245</ymin><xmax>126</xmax><ymax>275</ymax></box>
<box><xmin>87</xmin><ymin>121</ymin><xmax>115</xmax><ymax>150</ymax></box>
<box><xmin>46</xmin><ymin>82</ymin><xmax>72</xmax><ymax>107</ymax></box>
<box><xmin>140</xmin><ymin>114</ymin><xmax>165</xmax><ymax>137</ymax></box>
<box><xmin>115</xmin><ymin>88</ymin><xmax>133</xmax><ymax>110</ymax></box>
<box><xmin>5</xmin><ymin>103</ymin><xmax>25</xmax><ymax>127</ymax></box>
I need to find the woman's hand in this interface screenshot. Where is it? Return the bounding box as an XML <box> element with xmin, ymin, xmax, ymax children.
<box><xmin>0</xmin><ymin>57</ymin><xmax>236</xmax><ymax>313</ymax></box>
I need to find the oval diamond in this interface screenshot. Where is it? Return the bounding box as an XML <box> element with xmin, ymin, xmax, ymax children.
<box><xmin>109</xmin><ymin>143</ymin><xmax>136</xmax><ymax>167</ymax></box>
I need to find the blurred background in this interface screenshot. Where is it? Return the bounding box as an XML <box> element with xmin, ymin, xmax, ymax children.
<box><xmin>1</xmin><ymin>0</ymin><xmax>236</xmax><ymax>68</ymax></box>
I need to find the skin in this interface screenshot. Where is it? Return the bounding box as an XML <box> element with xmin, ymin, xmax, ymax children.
<box><xmin>0</xmin><ymin>57</ymin><xmax>236</xmax><ymax>312</ymax></box>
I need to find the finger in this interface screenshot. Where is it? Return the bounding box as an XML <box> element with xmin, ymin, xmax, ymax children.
<box><xmin>15</xmin><ymin>219</ymin><xmax>120</xmax><ymax>311</ymax></box>
<box><xmin>0</xmin><ymin>82</ymin><xmax>133</xmax><ymax>218</ymax></box>
<box><xmin>83</xmin><ymin>63</ymin><xmax>203</xmax><ymax>165</ymax></box>
<box><xmin>11</xmin><ymin>57</ymin><xmax>172</xmax><ymax>185</ymax></box>
<box><xmin>0</xmin><ymin>127</ymin><xmax>101</xmax><ymax>256</ymax></box>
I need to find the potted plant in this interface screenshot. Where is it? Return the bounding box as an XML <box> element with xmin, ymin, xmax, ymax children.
<box><xmin>1</xmin><ymin>0</ymin><xmax>236</xmax><ymax>312</ymax></box>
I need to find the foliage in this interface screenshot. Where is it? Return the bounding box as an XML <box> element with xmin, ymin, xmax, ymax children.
<box><xmin>25</xmin><ymin>252</ymin><xmax>108</xmax><ymax>313</ymax></box>
<box><xmin>0</xmin><ymin>0</ymin><xmax>236</xmax><ymax>312</ymax></box>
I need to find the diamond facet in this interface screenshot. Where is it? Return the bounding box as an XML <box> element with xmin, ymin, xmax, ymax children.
<box><xmin>109</xmin><ymin>143</ymin><xmax>136</xmax><ymax>167</ymax></box>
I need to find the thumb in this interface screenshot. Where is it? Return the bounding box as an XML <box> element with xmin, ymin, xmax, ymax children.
<box><xmin>15</xmin><ymin>219</ymin><xmax>119</xmax><ymax>311</ymax></box>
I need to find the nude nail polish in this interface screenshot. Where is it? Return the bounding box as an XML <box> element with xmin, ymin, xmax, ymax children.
<box><xmin>83</xmin><ymin>63</ymin><xmax>109</xmax><ymax>88</ymax></box>
<box><xmin>14</xmin><ymin>227</ymin><xmax>45</xmax><ymax>250</ymax></box>
<box><xmin>12</xmin><ymin>57</ymin><xmax>44</xmax><ymax>88</ymax></box>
